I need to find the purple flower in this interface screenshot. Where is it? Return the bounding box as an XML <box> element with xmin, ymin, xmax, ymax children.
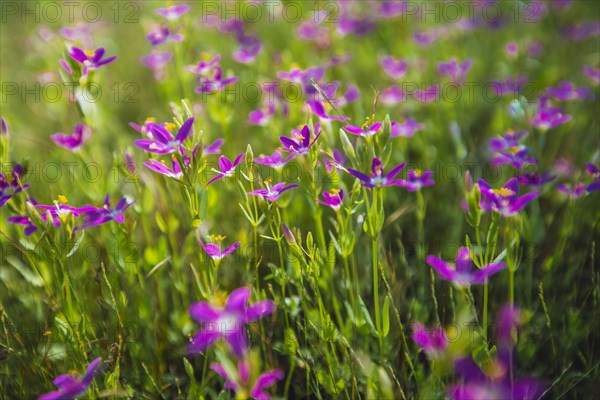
<box><xmin>297</xmin><ymin>20</ymin><xmax>330</xmax><ymax>48</ymax></box>
<box><xmin>59</xmin><ymin>22</ymin><xmax>94</xmax><ymax>49</ymax></box>
<box><xmin>557</xmin><ymin>182</ymin><xmax>588</xmax><ymax>198</ymax></box>
<box><xmin>412</xmin><ymin>322</ymin><xmax>448</xmax><ymax>357</ymax></box>
<box><xmin>155</xmin><ymin>4</ymin><xmax>190</xmax><ymax>20</ymax></box>
<box><xmin>7</xmin><ymin>215</ymin><xmax>38</xmax><ymax>236</ymax></box>
<box><xmin>505</xmin><ymin>42</ymin><xmax>518</xmax><ymax>57</ymax></box>
<box><xmin>200</xmin><ymin>236</ymin><xmax>240</xmax><ymax>261</ymax></box>
<box><xmin>0</xmin><ymin>164</ymin><xmax>29</xmax><ymax>207</ymax></box>
<box><xmin>1</xmin><ymin>117</ymin><xmax>7</xmax><ymax>136</ymax></box>
<box><xmin>562</xmin><ymin>20</ymin><xmax>600</xmax><ymax>41</ymax></box>
<box><xmin>490</xmin><ymin>76</ymin><xmax>528</xmax><ymax>96</ymax></box>
<box><xmin>141</xmin><ymin>50</ymin><xmax>173</xmax><ymax>80</ymax></box>
<box><xmin>425</xmin><ymin>247</ymin><xmax>506</xmax><ymax>287</ymax></box>
<box><xmin>188</xmin><ymin>287</ymin><xmax>276</xmax><ymax>356</ymax></box>
<box><xmin>38</xmin><ymin>357</ymin><xmax>105</xmax><ymax>400</ymax></box>
<box><xmin>77</xmin><ymin>195</ymin><xmax>134</xmax><ymax>230</ymax></box>
<box><xmin>134</xmin><ymin>117</ymin><xmax>194</xmax><ymax>154</ymax></box>
<box><xmin>254</xmin><ymin>152</ymin><xmax>293</xmax><ymax>170</ymax></box>
<box><xmin>248</xmin><ymin>103</ymin><xmax>276</xmax><ymax>126</ymax></box>
<box><xmin>448</xmin><ymin>305</ymin><xmax>545</xmax><ymax>400</ymax></box>
<box><xmin>583</xmin><ymin>65</ymin><xmax>600</xmax><ymax>84</ymax></box>
<box><xmin>305</xmin><ymin>100</ymin><xmax>349</xmax><ymax>122</ymax></box>
<box><xmin>398</xmin><ymin>169</ymin><xmax>435</xmax><ymax>191</ymax></box>
<box><xmin>280</xmin><ymin>125</ymin><xmax>321</xmax><ymax>155</ymax></box>
<box><xmin>545</xmin><ymin>81</ymin><xmax>593</xmax><ymax>101</ymax></box>
<box><xmin>585</xmin><ymin>163</ymin><xmax>600</xmax><ymax>192</ymax></box>
<box><xmin>143</xmin><ymin>157</ymin><xmax>185</xmax><ymax>179</ymax></box>
<box><xmin>316</xmin><ymin>189</ymin><xmax>344</xmax><ymax>210</ymax></box>
<box><xmin>437</xmin><ymin>58</ymin><xmax>473</xmax><ymax>84</ymax></box>
<box><xmin>204</xmin><ymin>138</ymin><xmax>224</xmax><ymax>155</ymax></box>
<box><xmin>391</xmin><ymin>119</ymin><xmax>423</xmax><ymax>138</ymax></box>
<box><xmin>343</xmin><ymin>117</ymin><xmax>382</xmax><ymax>138</ymax></box>
<box><xmin>413</xmin><ymin>28</ymin><xmax>444</xmax><ymax>46</ymax></box>
<box><xmin>488</xmin><ymin>130</ymin><xmax>528</xmax><ymax>152</ymax></box>
<box><xmin>146</xmin><ymin>25</ymin><xmax>183</xmax><ymax>46</ymax></box>
<box><xmin>492</xmin><ymin>146</ymin><xmax>538</xmax><ymax>169</ymax></box>
<box><xmin>347</xmin><ymin>157</ymin><xmax>406</xmax><ymax>189</ymax></box>
<box><xmin>233</xmin><ymin>34</ymin><xmax>262</xmax><ymax>64</ymax></box>
<box><xmin>50</xmin><ymin>122</ymin><xmax>91</xmax><ymax>152</ymax></box>
<box><xmin>207</xmin><ymin>153</ymin><xmax>245</xmax><ymax>185</ymax></box>
<box><xmin>380</xmin><ymin>56</ymin><xmax>407</xmax><ymax>80</ymax></box>
<box><xmin>277</xmin><ymin>66</ymin><xmax>324</xmax><ymax>94</ymax></box>
<box><xmin>478</xmin><ymin>178</ymin><xmax>539</xmax><ymax>216</ymax></box>
<box><xmin>67</xmin><ymin>46</ymin><xmax>116</xmax><ymax>76</ymax></box>
<box><xmin>186</xmin><ymin>55</ymin><xmax>222</xmax><ymax>75</ymax></box>
<box><xmin>380</xmin><ymin>85</ymin><xmax>407</xmax><ymax>105</ymax></box>
<box><xmin>378</xmin><ymin>0</ymin><xmax>407</xmax><ymax>18</ymax></box>
<box><xmin>530</xmin><ymin>97</ymin><xmax>572</xmax><ymax>130</ymax></box>
<box><xmin>517</xmin><ymin>171</ymin><xmax>556</xmax><ymax>187</ymax></box>
<box><xmin>211</xmin><ymin>359</ymin><xmax>284</xmax><ymax>400</ymax></box>
<box><xmin>413</xmin><ymin>85</ymin><xmax>440</xmax><ymax>103</ymax></box>
<box><xmin>248</xmin><ymin>181</ymin><xmax>298</xmax><ymax>202</ymax></box>
<box><xmin>194</xmin><ymin>67</ymin><xmax>239</xmax><ymax>93</ymax></box>
<box><xmin>324</xmin><ymin>149</ymin><xmax>347</xmax><ymax>173</ymax></box>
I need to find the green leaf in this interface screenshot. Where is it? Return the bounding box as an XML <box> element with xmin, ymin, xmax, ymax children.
<box><xmin>183</xmin><ymin>357</ymin><xmax>196</xmax><ymax>382</ymax></box>
<box><xmin>5</xmin><ymin>255</ymin><xmax>43</xmax><ymax>286</ymax></box>
<box><xmin>66</xmin><ymin>230</ymin><xmax>85</xmax><ymax>258</ymax></box>
<box><xmin>284</xmin><ymin>327</ymin><xmax>299</xmax><ymax>355</ymax></box>
<box><xmin>382</xmin><ymin>295</ymin><xmax>390</xmax><ymax>337</ymax></box>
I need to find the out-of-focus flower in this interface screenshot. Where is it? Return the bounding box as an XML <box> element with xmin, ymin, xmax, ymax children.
<box><xmin>248</xmin><ymin>181</ymin><xmax>298</xmax><ymax>202</ymax></box>
<box><xmin>0</xmin><ymin>164</ymin><xmax>29</xmax><ymax>207</ymax></box>
<box><xmin>562</xmin><ymin>20</ymin><xmax>600</xmax><ymax>41</ymax></box>
<box><xmin>254</xmin><ymin>152</ymin><xmax>293</xmax><ymax>170</ymax></box>
<box><xmin>324</xmin><ymin>149</ymin><xmax>347</xmax><ymax>173</ymax></box>
<box><xmin>146</xmin><ymin>25</ymin><xmax>183</xmax><ymax>46</ymax></box>
<box><xmin>207</xmin><ymin>154</ymin><xmax>245</xmax><ymax>185</ymax></box>
<box><xmin>545</xmin><ymin>81</ymin><xmax>593</xmax><ymax>101</ymax></box>
<box><xmin>155</xmin><ymin>4</ymin><xmax>190</xmax><ymax>20</ymax></box>
<box><xmin>0</xmin><ymin>117</ymin><xmax>8</xmax><ymax>136</ymax></box>
<box><xmin>489</xmin><ymin>130</ymin><xmax>528</xmax><ymax>152</ymax></box>
<box><xmin>306</xmin><ymin>100</ymin><xmax>349</xmax><ymax>122</ymax></box>
<box><xmin>347</xmin><ymin>157</ymin><xmax>405</xmax><ymax>189</ymax></box>
<box><xmin>59</xmin><ymin>22</ymin><xmax>94</xmax><ymax>48</ymax></box>
<box><xmin>316</xmin><ymin>189</ymin><xmax>344</xmax><ymax>210</ymax></box>
<box><xmin>380</xmin><ymin>56</ymin><xmax>407</xmax><ymax>80</ymax></box>
<box><xmin>398</xmin><ymin>169</ymin><xmax>435</xmax><ymax>191</ymax></box>
<box><xmin>68</xmin><ymin>46</ymin><xmax>117</xmax><ymax>76</ymax></box>
<box><xmin>143</xmin><ymin>157</ymin><xmax>185</xmax><ymax>179</ymax></box>
<box><xmin>391</xmin><ymin>119</ymin><xmax>423</xmax><ymax>138</ymax></box>
<box><xmin>478</xmin><ymin>178</ymin><xmax>539</xmax><ymax>216</ymax></box>
<box><xmin>583</xmin><ymin>65</ymin><xmax>600</xmax><ymax>84</ymax></box>
<box><xmin>186</xmin><ymin>55</ymin><xmax>222</xmax><ymax>75</ymax></box>
<box><xmin>505</xmin><ymin>42</ymin><xmax>518</xmax><ymax>57</ymax></box>
<box><xmin>134</xmin><ymin>117</ymin><xmax>194</xmax><ymax>154</ymax></box>
<box><xmin>211</xmin><ymin>359</ymin><xmax>284</xmax><ymax>400</ymax></box>
<box><xmin>38</xmin><ymin>357</ymin><xmax>105</xmax><ymax>400</ymax></box>
<box><xmin>517</xmin><ymin>171</ymin><xmax>556</xmax><ymax>187</ymax></box>
<box><xmin>425</xmin><ymin>247</ymin><xmax>505</xmax><ymax>287</ymax></box>
<box><xmin>188</xmin><ymin>287</ymin><xmax>275</xmax><ymax>356</ymax></box>
<box><xmin>492</xmin><ymin>146</ymin><xmax>538</xmax><ymax>169</ymax></box>
<box><xmin>233</xmin><ymin>34</ymin><xmax>262</xmax><ymax>64</ymax></box>
<box><xmin>194</xmin><ymin>67</ymin><xmax>239</xmax><ymax>93</ymax></box>
<box><xmin>414</xmin><ymin>85</ymin><xmax>440</xmax><ymax>103</ymax></box>
<box><xmin>437</xmin><ymin>58</ymin><xmax>473</xmax><ymax>84</ymax></box>
<box><xmin>490</xmin><ymin>76</ymin><xmax>528</xmax><ymax>96</ymax></box>
<box><xmin>50</xmin><ymin>122</ymin><xmax>91</xmax><ymax>152</ymax></box>
<box><xmin>380</xmin><ymin>85</ymin><xmax>407</xmax><ymax>105</ymax></box>
<box><xmin>412</xmin><ymin>322</ymin><xmax>448</xmax><ymax>357</ymax></box>
<box><xmin>585</xmin><ymin>163</ymin><xmax>600</xmax><ymax>192</ymax></box>
<box><xmin>141</xmin><ymin>50</ymin><xmax>173</xmax><ymax>80</ymax></box>
<box><xmin>530</xmin><ymin>97</ymin><xmax>572</xmax><ymax>130</ymax></box>
<box><xmin>557</xmin><ymin>182</ymin><xmax>587</xmax><ymax>198</ymax></box>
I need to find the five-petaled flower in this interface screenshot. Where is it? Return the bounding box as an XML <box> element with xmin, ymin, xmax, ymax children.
<box><xmin>399</xmin><ymin>169</ymin><xmax>435</xmax><ymax>191</ymax></box>
<box><xmin>316</xmin><ymin>189</ymin><xmax>344</xmax><ymax>210</ymax></box>
<box><xmin>412</xmin><ymin>322</ymin><xmax>448</xmax><ymax>357</ymax></box>
<box><xmin>67</xmin><ymin>46</ymin><xmax>117</xmax><ymax>76</ymax></box>
<box><xmin>347</xmin><ymin>157</ymin><xmax>405</xmax><ymax>189</ymax></box>
<box><xmin>207</xmin><ymin>153</ymin><xmax>245</xmax><ymax>185</ymax></box>
<box><xmin>134</xmin><ymin>117</ymin><xmax>195</xmax><ymax>154</ymax></box>
<box><xmin>188</xmin><ymin>287</ymin><xmax>276</xmax><ymax>356</ymax></box>
<box><xmin>425</xmin><ymin>247</ymin><xmax>506</xmax><ymax>287</ymax></box>
<box><xmin>211</xmin><ymin>359</ymin><xmax>284</xmax><ymax>400</ymax></box>
<box><xmin>38</xmin><ymin>357</ymin><xmax>105</xmax><ymax>400</ymax></box>
<box><xmin>343</xmin><ymin>115</ymin><xmax>382</xmax><ymax>138</ymax></box>
<box><xmin>200</xmin><ymin>235</ymin><xmax>240</xmax><ymax>261</ymax></box>
<box><xmin>76</xmin><ymin>195</ymin><xmax>135</xmax><ymax>231</ymax></box>
<box><xmin>0</xmin><ymin>164</ymin><xmax>29</xmax><ymax>207</ymax></box>
<box><xmin>279</xmin><ymin>125</ymin><xmax>321</xmax><ymax>155</ymax></box>
<box><xmin>248</xmin><ymin>181</ymin><xmax>299</xmax><ymax>202</ymax></box>
<box><xmin>478</xmin><ymin>178</ymin><xmax>539</xmax><ymax>216</ymax></box>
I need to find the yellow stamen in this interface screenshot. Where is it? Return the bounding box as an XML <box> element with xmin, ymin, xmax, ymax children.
<box><xmin>414</xmin><ymin>169</ymin><xmax>422</xmax><ymax>177</ymax></box>
<box><xmin>330</xmin><ymin>188</ymin><xmax>340</xmax><ymax>196</ymax></box>
<box><xmin>57</xmin><ymin>195</ymin><xmax>68</xmax><ymax>204</ymax></box>
<box><xmin>84</xmin><ymin>50</ymin><xmax>95</xmax><ymax>57</ymax></box>
<box><xmin>361</xmin><ymin>114</ymin><xmax>375</xmax><ymax>130</ymax></box>
<box><xmin>165</xmin><ymin>122</ymin><xmax>176</xmax><ymax>132</ymax></box>
<box><xmin>201</xmin><ymin>52</ymin><xmax>211</xmax><ymax>61</ymax></box>
<box><xmin>264</xmin><ymin>177</ymin><xmax>273</xmax><ymax>185</ymax></box>
<box><xmin>145</xmin><ymin>117</ymin><xmax>156</xmax><ymax>124</ymax></box>
<box><xmin>208</xmin><ymin>234</ymin><xmax>226</xmax><ymax>242</ymax></box>
<box><xmin>492</xmin><ymin>188</ymin><xmax>514</xmax><ymax>197</ymax></box>
<box><xmin>43</xmin><ymin>330</ymin><xmax>52</xmax><ymax>336</ymax></box>
<box><xmin>510</xmin><ymin>146</ymin><xmax>520</xmax><ymax>155</ymax></box>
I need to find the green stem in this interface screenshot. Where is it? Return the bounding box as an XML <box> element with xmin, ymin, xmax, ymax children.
<box><xmin>372</xmin><ymin>236</ymin><xmax>383</xmax><ymax>359</ymax></box>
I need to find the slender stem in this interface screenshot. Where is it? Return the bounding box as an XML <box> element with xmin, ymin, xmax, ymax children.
<box><xmin>483</xmin><ymin>282</ymin><xmax>489</xmax><ymax>341</ymax></box>
<box><xmin>372</xmin><ymin>236</ymin><xmax>383</xmax><ymax>359</ymax></box>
